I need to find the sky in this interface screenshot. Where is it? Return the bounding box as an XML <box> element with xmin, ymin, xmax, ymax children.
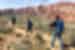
<box><xmin>0</xmin><ymin>0</ymin><xmax>74</xmax><ymax>9</ymax></box>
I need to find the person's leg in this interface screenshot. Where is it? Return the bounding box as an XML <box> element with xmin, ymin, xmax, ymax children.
<box><xmin>50</xmin><ymin>34</ymin><xmax>56</xmax><ymax>48</ymax></box>
<box><xmin>57</xmin><ymin>35</ymin><xmax>64</xmax><ymax>50</ymax></box>
<box><xmin>27</xmin><ymin>26</ymin><xmax>33</xmax><ymax>34</ymax></box>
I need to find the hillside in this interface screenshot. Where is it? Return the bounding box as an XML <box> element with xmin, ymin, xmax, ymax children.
<box><xmin>0</xmin><ymin>2</ymin><xmax>74</xmax><ymax>22</ymax></box>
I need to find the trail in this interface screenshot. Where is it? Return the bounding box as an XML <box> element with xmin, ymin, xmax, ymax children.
<box><xmin>14</xmin><ymin>27</ymin><xmax>75</xmax><ymax>50</ymax></box>
<box><xmin>16</xmin><ymin>27</ymin><xmax>25</xmax><ymax>35</ymax></box>
<box><xmin>15</xmin><ymin>27</ymin><xmax>60</xmax><ymax>50</ymax></box>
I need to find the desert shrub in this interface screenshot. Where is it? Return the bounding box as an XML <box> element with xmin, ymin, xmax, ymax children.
<box><xmin>0</xmin><ymin>28</ymin><xmax>13</xmax><ymax>34</ymax></box>
<box><xmin>35</xmin><ymin>32</ymin><xmax>45</xmax><ymax>44</ymax></box>
<box><xmin>16</xmin><ymin>33</ymin><xmax>22</xmax><ymax>38</ymax></box>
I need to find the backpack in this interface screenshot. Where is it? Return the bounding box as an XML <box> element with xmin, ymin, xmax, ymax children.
<box><xmin>50</xmin><ymin>21</ymin><xmax>56</xmax><ymax>27</ymax></box>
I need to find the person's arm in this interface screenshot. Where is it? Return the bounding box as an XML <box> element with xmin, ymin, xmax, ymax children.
<box><xmin>50</xmin><ymin>21</ymin><xmax>56</xmax><ymax>27</ymax></box>
<box><xmin>49</xmin><ymin>21</ymin><xmax>56</xmax><ymax>32</ymax></box>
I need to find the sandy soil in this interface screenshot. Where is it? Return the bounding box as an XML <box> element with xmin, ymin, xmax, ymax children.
<box><xmin>1</xmin><ymin>27</ymin><xmax>75</xmax><ymax>50</ymax></box>
<box><xmin>15</xmin><ymin>27</ymin><xmax>75</xmax><ymax>50</ymax></box>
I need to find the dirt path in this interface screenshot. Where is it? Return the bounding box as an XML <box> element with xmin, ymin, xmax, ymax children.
<box><xmin>14</xmin><ymin>27</ymin><xmax>75</xmax><ymax>50</ymax></box>
<box><xmin>15</xmin><ymin>27</ymin><xmax>59</xmax><ymax>50</ymax></box>
<box><xmin>16</xmin><ymin>28</ymin><xmax>25</xmax><ymax>34</ymax></box>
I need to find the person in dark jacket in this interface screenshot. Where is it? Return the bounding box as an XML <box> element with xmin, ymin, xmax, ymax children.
<box><xmin>11</xmin><ymin>15</ymin><xmax>16</xmax><ymax>32</ymax></box>
<box><xmin>27</xmin><ymin>19</ymin><xmax>33</xmax><ymax>32</ymax></box>
<box><xmin>50</xmin><ymin>15</ymin><xmax>64</xmax><ymax>50</ymax></box>
<box><xmin>11</xmin><ymin>16</ymin><xmax>16</xmax><ymax>26</ymax></box>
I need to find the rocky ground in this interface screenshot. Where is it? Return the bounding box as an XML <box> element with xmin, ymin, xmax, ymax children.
<box><xmin>0</xmin><ymin>27</ymin><xmax>75</xmax><ymax>50</ymax></box>
<box><xmin>15</xmin><ymin>27</ymin><xmax>75</xmax><ymax>50</ymax></box>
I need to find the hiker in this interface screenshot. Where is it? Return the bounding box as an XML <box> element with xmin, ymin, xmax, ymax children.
<box><xmin>27</xmin><ymin>19</ymin><xmax>33</xmax><ymax>32</ymax></box>
<box><xmin>50</xmin><ymin>15</ymin><xmax>64</xmax><ymax>50</ymax></box>
<box><xmin>11</xmin><ymin>15</ymin><xmax>16</xmax><ymax>26</ymax></box>
<box><xmin>11</xmin><ymin>15</ymin><xmax>16</xmax><ymax>32</ymax></box>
